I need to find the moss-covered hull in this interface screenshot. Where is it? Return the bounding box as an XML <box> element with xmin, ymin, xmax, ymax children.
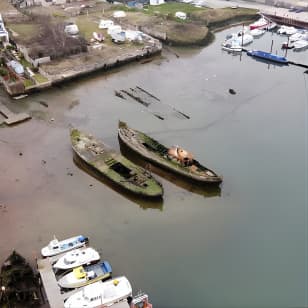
<box><xmin>70</xmin><ymin>128</ymin><xmax>163</xmax><ymax>198</ymax></box>
<box><xmin>118</xmin><ymin>121</ymin><xmax>222</xmax><ymax>184</ymax></box>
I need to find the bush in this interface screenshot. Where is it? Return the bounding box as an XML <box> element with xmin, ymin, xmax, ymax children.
<box><xmin>5</xmin><ymin>44</ymin><xmax>15</xmax><ymax>50</ymax></box>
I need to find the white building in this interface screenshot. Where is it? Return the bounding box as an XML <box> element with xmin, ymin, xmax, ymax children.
<box><xmin>99</xmin><ymin>20</ymin><xmax>114</xmax><ymax>29</ymax></box>
<box><xmin>150</xmin><ymin>0</ymin><xmax>165</xmax><ymax>5</ymax></box>
<box><xmin>107</xmin><ymin>25</ymin><xmax>122</xmax><ymax>35</ymax></box>
<box><xmin>175</xmin><ymin>11</ymin><xmax>187</xmax><ymax>20</ymax></box>
<box><xmin>0</xmin><ymin>14</ymin><xmax>9</xmax><ymax>43</ymax></box>
<box><xmin>64</xmin><ymin>24</ymin><xmax>79</xmax><ymax>35</ymax></box>
<box><xmin>113</xmin><ymin>10</ymin><xmax>126</xmax><ymax>18</ymax></box>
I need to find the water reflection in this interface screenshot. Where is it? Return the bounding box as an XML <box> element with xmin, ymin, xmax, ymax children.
<box><xmin>119</xmin><ymin>140</ymin><xmax>221</xmax><ymax>199</ymax></box>
<box><xmin>72</xmin><ymin>152</ymin><xmax>164</xmax><ymax>211</ymax></box>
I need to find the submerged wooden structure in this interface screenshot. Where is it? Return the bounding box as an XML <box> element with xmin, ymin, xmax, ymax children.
<box><xmin>0</xmin><ymin>251</ymin><xmax>40</xmax><ymax>307</ymax></box>
<box><xmin>70</xmin><ymin>128</ymin><xmax>163</xmax><ymax>198</ymax></box>
<box><xmin>118</xmin><ymin>121</ymin><xmax>222</xmax><ymax>184</ymax></box>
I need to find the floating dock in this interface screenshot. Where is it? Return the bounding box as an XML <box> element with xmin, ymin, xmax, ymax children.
<box><xmin>37</xmin><ymin>248</ymin><xmax>85</xmax><ymax>308</ymax></box>
<box><xmin>0</xmin><ymin>102</ymin><xmax>31</xmax><ymax>125</ymax></box>
<box><xmin>37</xmin><ymin>257</ymin><xmax>64</xmax><ymax>308</ymax></box>
<box><xmin>261</xmin><ymin>11</ymin><xmax>308</xmax><ymax>29</ymax></box>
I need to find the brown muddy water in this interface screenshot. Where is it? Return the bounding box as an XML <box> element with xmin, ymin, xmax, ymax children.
<box><xmin>0</xmin><ymin>27</ymin><xmax>307</xmax><ymax>308</ymax></box>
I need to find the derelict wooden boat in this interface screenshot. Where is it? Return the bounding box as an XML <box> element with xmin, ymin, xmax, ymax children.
<box><xmin>70</xmin><ymin>128</ymin><xmax>163</xmax><ymax>198</ymax></box>
<box><xmin>0</xmin><ymin>251</ymin><xmax>40</xmax><ymax>306</ymax></box>
<box><xmin>118</xmin><ymin>121</ymin><xmax>222</xmax><ymax>184</ymax></box>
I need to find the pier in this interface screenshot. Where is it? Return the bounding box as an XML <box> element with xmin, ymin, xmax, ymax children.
<box><xmin>36</xmin><ymin>246</ymin><xmax>133</xmax><ymax>308</ymax></box>
<box><xmin>37</xmin><ymin>257</ymin><xmax>64</xmax><ymax>308</ymax></box>
<box><xmin>0</xmin><ymin>102</ymin><xmax>31</xmax><ymax>125</ymax></box>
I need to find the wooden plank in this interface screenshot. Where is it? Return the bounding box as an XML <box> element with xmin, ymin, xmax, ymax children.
<box><xmin>0</xmin><ymin>102</ymin><xmax>31</xmax><ymax>125</ymax></box>
<box><xmin>37</xmin><ymin>258</ymin><xmax>64</xmax><ymax>308</ymax></box>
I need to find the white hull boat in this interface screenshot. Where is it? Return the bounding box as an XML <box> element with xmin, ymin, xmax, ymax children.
<box><xmin>64</xmin><ymin>276</ymin><xmax>132</xmax><ymax>308</ymax></box>
<box><xmin>221</xmin><ymin>40</ymin><xmax>242</xmax><ymax>52</ymax></box>
<box><xmin>278</xmin><ymin>26</ymin><xmax>298</xmax><ymax>35</ymax></box>
<box><xmin>266</xmin><ymin>22</ymin><xmax>277</xmax><ymax>31</ymax></box>
<box><xmin>293</xmin><ymin>39</ymin><xmax>308</xmax><ymax>51</ymax></box>
<box><xmin>58</xmin><ymin>261</ymin><xmax>112</xmax><ymax>289</ymax></box>
<box><xmin>249</xmin><ymin>17</ymin><xmax>269</xmax><ymax>30</ymax></box>
<box><xmin>225</xmin><ymin>32</ymin><xmax>253</xmax><ymax>46</ymax></box>
<box><xmin>250</xmin><ymin>28</ymin><xmax>265</xmax><ymax>37</ymax></box>
<box><xmin>53</xmin><ymin>247</ymin><xmax>100</xmax><ymax>270</ymax></box>
<box><xmin>41</xmin><ymin>235</ymin><xmax>88</xmax><ymax>257</ymax></box>
<box><xmin>289</xmin><ymin>31</ymin><xmax>308</xmax><ymax>43</ymax></box>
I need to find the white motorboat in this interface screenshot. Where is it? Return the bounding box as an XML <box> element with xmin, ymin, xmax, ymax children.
<box><xmin>225</xmin><ymin>32</ymin><xmax>253</xmax><ymax>46</ymax></box>
<box><xmin>277</xmin><ymin>25</ymin><xmax>298</xmax><ymax>35</ymax></box>
<box><xmin>64</xmin><ymin>276</ymin><xmax>132</xmax><ymax>308</ymax></box>
<box><xmin>238</xmin><ymin>34</ymin><xmax>253</xmax><ymax>46</ymax></box>
<box><xmin>250</xmin><ymin>28</ymin><xmax>265</xmax><ymax>37</ymax></box>
<box><xmin>57</xmin><ymin>261</ymin><xmax>112</xmax><ymax>289</ymax></box>
<box><xmin>53</xmin><ymin>247</ymin><xmax>100</xmax><ymax>270</ymax></box>
<box><xmin>289</xmin><ymin>31</ymin><xmax>308</xmax><ymax>43</ymax></box>
<box><xmin>41</xmin><ymin>235</ymin><xmax>88</xmax><ymax>257</ymax></box>
<box><xmin>266</xmin><ymin>22</ymin><xmax>277</xmax><ymax>31</ymax></box>
<box><xmin>221</xmin><ymin>40</ymin><xmax>242</xmax><ymax>52</ymax></box>
<box><xmin>293</xmin><ymin>39</ymin><xmax>308</xmax><ymax>51</ymax></box>
<box><xmin>249</xmin><ymin>17</ymin><xmax>269</xmax><ymax>30</ymax></box>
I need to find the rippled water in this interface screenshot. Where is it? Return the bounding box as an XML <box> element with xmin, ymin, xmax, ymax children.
<box><xmin>0</xmin><ymin>26</ymin><xmax>307</xmax><ymax>308</ymax></box>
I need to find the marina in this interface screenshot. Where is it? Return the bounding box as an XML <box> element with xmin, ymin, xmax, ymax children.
<box><xmin>0</xmin><ymin>2</ymin><xmax>308</xmax><ymax>308</ymax></box>
<box><xmin>36</xmin><ymin>242</ymin><xmax>152</xmax><ymax>308</ymax></box>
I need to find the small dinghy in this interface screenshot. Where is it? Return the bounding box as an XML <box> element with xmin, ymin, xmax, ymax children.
<box><xmin>293</xmin><ymin>39</ymin><xmax>308</xmax><ymax>51</ymax></box>
<box><xmin>41</xmin><ymin>235</ymin><xmax>88</xmax><ymax>257</ymax></box>
<box><xmin>64</xmin><ymin>276</ymin><xmax>132</xmax><ymax>308</ymax></box>
<box><xmin>58</xmin><ymin>261</ymin><xmax>112</xmax><ymax>289</ymax></box>
<box><xmin>250</xmin><ymin>28</ymin><xmax>265</xmax><ymax>37</ymax></box>
<box><xmin>53</xmin><ymin>247</ymin><xmax>100</xmax><ymax>270</ymax></box>
<box><xmin>221</xmin><ymin>39</ymin><xmax>242</xmax><ymax>52</ymax></box>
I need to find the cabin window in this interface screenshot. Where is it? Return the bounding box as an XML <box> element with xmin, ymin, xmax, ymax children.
<box><xmin>110</xmin><ymin>162</ymin><xmax>132</xmax><ymax>179</ymax></box>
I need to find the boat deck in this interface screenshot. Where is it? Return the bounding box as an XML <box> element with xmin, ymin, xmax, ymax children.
<box><xmin>37</xmin><ymin>248</ymin><xmax>86</xmax><ymax>308</ymax></box>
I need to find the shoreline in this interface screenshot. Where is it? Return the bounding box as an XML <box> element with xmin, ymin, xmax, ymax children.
<box><xmin>1</xmin><ymin>1</ymin><xmax>307</xmax><ymax>97</ymax></box>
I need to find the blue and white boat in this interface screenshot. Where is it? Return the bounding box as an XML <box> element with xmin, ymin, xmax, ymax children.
<box><xmin>41</xmin><ymin>235</ymin><xmax>88</xmax><ymax>257</ymax></box>
<box><xmin>58</xmin><ymin>261</ymin><xmax>112</xmax><ymax>289</ymax></box>
<box><xmin>247</xmin><ymin>50</ymin><xmax>288</xmax><ymax>64</ymax></box>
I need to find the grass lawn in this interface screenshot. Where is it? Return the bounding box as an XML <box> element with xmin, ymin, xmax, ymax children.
<box><xmin>23</xmin><ymin>78</ymin><xmax>35</xmax><ymax>88</ymax></box>
<box><xmin>19</xmin><ymin>58</ymin><xmax>32</xmax><ymax>68</ymax></box>
<box><xmin>7</xmin><ymin>24</ymin><xmax>38</xmax><ymax>41</ymax></box>
<box><xmin>34</xmin><ymin>74</ymin><xmax>49</xmax><ymax>83</ymax></box>
<box><xmin>143</xmin><ymin>3</ymin><xmax>205</xmax><ymax>15</ymax></box>
<box><xmin>75</xmin><ymin>16</ymin><xmax>100</xmax><ymax>40</ymax></box>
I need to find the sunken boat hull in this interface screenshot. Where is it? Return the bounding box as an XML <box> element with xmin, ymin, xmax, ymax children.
<box><xmin>118</xmin><ymin>121</ymin><xmax>222</xmax><ymax>184</ymax></box>
<box><xmin>0</xmin><ymin>251</ymin><xmax>41</xmax><ymax>307</ymax></box>
<box><xmin>70</xmin><ymin>128</ymin><xmax>163</xmax><ymax>198</ymax></box>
